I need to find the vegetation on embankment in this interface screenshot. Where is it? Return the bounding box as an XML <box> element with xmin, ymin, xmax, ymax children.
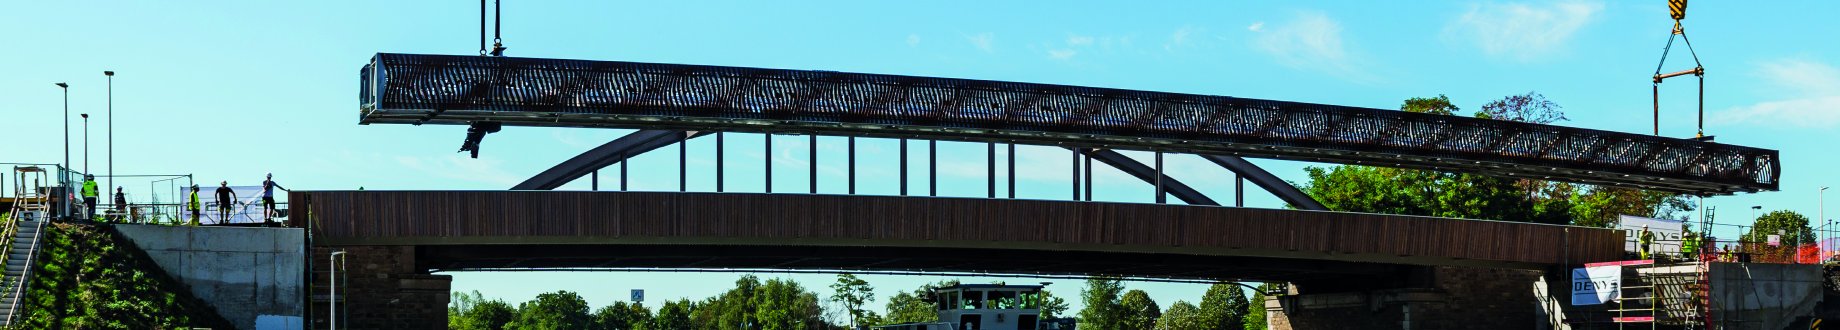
<box><xmin>6</xmin><ymin>222</ymin><xmax>231</xmax><ymax>329</ymax></box>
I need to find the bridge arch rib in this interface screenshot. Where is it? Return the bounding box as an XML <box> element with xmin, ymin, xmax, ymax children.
<box><xmin>512</xmin><ymin>129</ymin><xmax>1326</xmax><ymax>210</ymax></box>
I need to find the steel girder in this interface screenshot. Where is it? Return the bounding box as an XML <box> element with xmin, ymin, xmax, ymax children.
<box><xmin>361</xmin><ymin>53</ymin><xmax>1779</xmax><ymax>195</ymax></box>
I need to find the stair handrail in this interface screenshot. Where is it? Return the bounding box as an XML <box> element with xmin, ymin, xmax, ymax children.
<box><xmin>2</xmin><ymin>220</ymin><xmax>45</xmax><ymax>325</ymax></box>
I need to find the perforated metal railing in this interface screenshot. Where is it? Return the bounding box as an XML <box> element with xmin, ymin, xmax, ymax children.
<box><xmin>357</xmin><ymin>53</ymin><xmax>1779</xmax><ymax>195</ymax></box>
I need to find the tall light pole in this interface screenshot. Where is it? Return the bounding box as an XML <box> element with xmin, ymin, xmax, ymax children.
<box><xmin>105</xmin><ymin>71</ymin><xmax>114</xmax><ymax>201</ymax></box>
<box><xmin>56</xmin><ymin>82</ymin><xmax>70</xmax><ymax>220</ymax></box>
<box><xmin>81</xmin><ymin>114</ymin><xmax>89</xmax><ymax>174</ymax></box>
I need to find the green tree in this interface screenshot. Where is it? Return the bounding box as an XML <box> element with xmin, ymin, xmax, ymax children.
<box><xmin>1400</xmin><ymin>94</ymin><xmax>1459</xmax><ymax>115</ymax></box>
<box><xmin>752</xmin><ymin>278</ymin><xmax>827</xmax><ymax>330</ymax></box>
<box><xmin>651</xmin><ymin>299</ymin><xmax>695</xmax><ymax>330</ymax></box>
<box><xmin>1744</xmin><ymin>210</ymin><xmax>1815</xmax><ymax>246</ymax></box>
<box><xmin>1118</xmin><ymin>290</ymin><xmax>1161</xmax><ymax>330</ymax></box>
<box><xmin>1039</xmin><ymin>289</ymin><xmax>1071</xmax><ymax>319</ymax></box>
<box><xmin>1568</xmin><ymin>186</ymin><xmax>1694</xmax><ymax>227</ymax></box>
<box><xmin>509</xmin><ymin>291</ymin><xmax>592</xmax><ymax>330</ymax></box>
<box><xmin>1197</xmin><ymin>283</ymin><xmax>1248</xmax><ymax>330</ymax></box>
<box><xmin>593</xmin><ymin>301</ymin><xmax>653</xmax><ymax>330</ymax></box>
<box><xmin>1243</xmin><ymin>285</ymin><xmax>1273</xmax><ymax>330</ymax></box>
<box><xmin>855</xmin><ymin>311</ymin><xmax>885</xmax><ymax>328</ymax></box>
<box><xmin>693</xmin><ymin>275</ymin><xmax>762</xmax><ymax>330</ymax></box>
<box><xmin>1476</xmin><ymin>91</ymin><xmax>1567</xmax><ymax>124</ymax></box>
<box><xmin>828</xmin><ymin>273</ymin><xmax>875</xmax><ymax>328</ymax></box>
<box><xmin>1154</xmin><ymin>301</ymin><xmax>1207</xmax><ymax>330</ymax></box>
<box><xmin>1078</xmin><ymin>278</ymin><xmax>1126</xmax><ymax>330</ymax></box>
<box><xmin>451</xmin><ymin>291</ymin><xmax>516</xmax><ymax>330</ymax></box>
<box><xmin>882</xmin><ymin>280</ymin><xmax>958</xmax><ymax>325</ymax></box>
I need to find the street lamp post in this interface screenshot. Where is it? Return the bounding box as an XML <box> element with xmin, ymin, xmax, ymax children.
<box><xmin>81</xmin><ymin>114</ymin><xmax>89</xmax><ymax>174</ymax></box>
<box><xmin>56</xmin><ymin>82</ymin><xmax>70</xmax><ymax>220</ymax></box>
<box><xmin>105</xmin><ymin>71</ymin><xmax>114</xmax><ymax>203</ymax></box>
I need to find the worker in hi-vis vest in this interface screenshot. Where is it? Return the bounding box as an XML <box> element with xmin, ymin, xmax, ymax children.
<box><xmin>187</xmin><ymin>185</ymin><xmax>202</xmax><ymax>226</ymax></box>
<box><xmin>1638</xmin><ymin>225</ymin><xmax>1657</xmax><ymax>260</ymax></box>
<box><xmin>80</xmin><ymin>174</ymin><xmax>99</xmax><ymax>220</ymax></box>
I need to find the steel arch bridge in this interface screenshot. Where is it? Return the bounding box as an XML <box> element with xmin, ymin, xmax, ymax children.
<box><xmin>357</xmin><ymin>53</ymin><xmax>1779</xmax><ymax>196</ymax></box>
<box><xmin>314</xmin><ymin>52</ymin><xmax>1785</xmax><ymax>282</ymax></box>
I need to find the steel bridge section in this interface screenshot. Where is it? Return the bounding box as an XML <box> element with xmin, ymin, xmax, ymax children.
<box><xmin>360</xmin><ymin>53</ymin><xmax>1779</xmax><ymax>195</ymax></box>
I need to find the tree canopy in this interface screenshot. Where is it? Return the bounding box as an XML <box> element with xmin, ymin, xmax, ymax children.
<box><xmin>1078</xmin><ymin>278</ymin><xmax>1127</xmax><ymax>330</ymax></box>
<box><xmin>510</xmin><ymin>291</ymin><xmax>593</xmax><ymax>330</ymax></box>
<box><xmin>1118</xmin><ymin>289</ymin><xmax>1162</xmax><ymax>330</ymax></box>
<box><xmin>1197</xmin><ymin>283</ymin><xmax>1249</xmax><ymax>330</ymax></box>
<box><xmin>1744</xmin><ymin>210</ymin><xmax>1816</xmax><ymax>246</ymax></box>
<box><xmin>1154</xmin><ymin>301</ymin><xmax>1206</xmax><ymax>330</ymax></box>
<box><xmin>450</xmin><ymin>291</ymin><xmax>515</xmax><ymax>330</ymax></box>
<box><xmin>828</xmin><ymin>273</ymin><xmax>875</xmax><ymax>328</ymax></box>
<box><xmin>591</xmin><ymin>301</ymin><xmax>652</xmax><ymax>330</ymax></box>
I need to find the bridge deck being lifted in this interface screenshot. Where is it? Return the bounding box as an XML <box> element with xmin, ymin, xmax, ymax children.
<box><xmin>357</xmin><ymin>53</ymin><xmax>1778</xmax><ymax>195</ymax></box>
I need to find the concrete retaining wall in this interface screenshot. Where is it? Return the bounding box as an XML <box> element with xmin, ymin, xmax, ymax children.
<box><xmin>115</xmin><ymin>225</ymin><xmax>305</xmax><ymax>330</ymax></box>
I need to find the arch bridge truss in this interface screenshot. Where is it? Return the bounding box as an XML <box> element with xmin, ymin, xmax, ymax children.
<box><xmin>357</xmin><ymin>53</ymin><xmax>1780</xmax><ymax>196</ymax></box>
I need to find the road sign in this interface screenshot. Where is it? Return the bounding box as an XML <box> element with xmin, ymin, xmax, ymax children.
<box><xmin>631</xmin><ymin>289</ymin><xmax>644</xmax><ymax>303</ymax></box>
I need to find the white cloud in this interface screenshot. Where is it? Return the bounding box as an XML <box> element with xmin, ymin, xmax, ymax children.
<box><xmin>1246</xmin><ymin>22</ymin><xmax>1265</xmax><ymax>32</ymax></box>
<box><xmin>966</xmin><ymin>33</ymin><xmax>995</xmax><ymax>52</ymax></box>
<box><xmin>1251</xmin><ymin>11</ymin><xmax>1377</xmax><ymax>83</ymax></box>
<box><xmin>1165</xmin><ymin>26</ymin><xmax>1203</xmax><ymax>51</ymax></box>
<box><xmin>1713</xmin><ymin>58</ymin><xmax>1840</xmax><ymax>128</ymax></box>
<box><xmin>1067</xmin><ymin>35</ymin><xmax>1094</xmax><ymax>46</ymax></box>
<box><xmin>1445</xmin><ymin>1</ymin><xmax>1603</xmax><ymax>61</ymax></box>
<box><xmin>1047</xmin><ymin>49</ymin><xmax>1078</xmax><ymax>60</ymax></box>
<box><xmin>906</xmin><ymin>34</ymin><xmax>921</xmax><ymax>47</ymax></box>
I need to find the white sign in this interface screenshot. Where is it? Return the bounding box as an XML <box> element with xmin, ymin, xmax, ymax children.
<box><xmin>180</xmin><ymin>186</ymin><xmax>273</xmax><ymax>225</ymax></box>
<box><xmin>631</xmin><ymin>289</ymin><xmax>644</xmax><ymax>303</ymax></box>
<box><xmin>1618</xmin><ymin>215</ymin><xmax>1683</xmax><ymax>254</ymax></box>
<box><xmin>1571</xmin><ymin>266</ymin><xmax>1621</xmax><ymax>305</ymax></box>
<box><xmin>1768</xmin><ymin>234</ymin><xmax>1781</xmax><ymax>246</ymax></box>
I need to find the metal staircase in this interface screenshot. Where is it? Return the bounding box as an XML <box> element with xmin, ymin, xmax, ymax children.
<box><xmin>0</xmin><ymin>219</ymin><xmax>45</xmax><ymax>325</ymax></box>
<box><xmin>0</xmin><ymin>166</ymin><xmax>52</xmax><ymax>326</ymax></box>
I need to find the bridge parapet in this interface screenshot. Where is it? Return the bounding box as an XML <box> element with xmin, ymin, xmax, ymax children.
<box><xmin>296</xmin><ymin>191</ymin><xmax>1621</xmax><ymax>279</ymax></box>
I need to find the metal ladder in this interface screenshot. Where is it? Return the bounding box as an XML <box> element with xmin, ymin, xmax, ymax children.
<box><xmin>0</xmin><ymin>167</ymin><xmax>52</xmax><ymax>326</ymax></box>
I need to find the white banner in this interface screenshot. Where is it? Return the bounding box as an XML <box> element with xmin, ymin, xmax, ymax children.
<box><xmin>179</xmin><ymin>186</ymin><xmax>274</xmax><ymax>224</ymax></box>
<box><xmin>1618</xmin><ymin>215</ymin><xmax>1683</xmax><ymax>254</ymax></box>
<box><xmin>1571</xmin><ymin>265</ymin><xmax>1621</xmax><ymax>305</ymax></box>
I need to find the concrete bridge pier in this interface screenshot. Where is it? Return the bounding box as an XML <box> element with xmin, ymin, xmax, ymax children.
<box><xmin>310</xmin><ymin>246</ymin><xmax>450</xmax><ymax>330</ymax></box>
<box><xmin>1268</xmin><ymin>266</ymin><xmax>1546</xmax><ymax>330</ymax></box>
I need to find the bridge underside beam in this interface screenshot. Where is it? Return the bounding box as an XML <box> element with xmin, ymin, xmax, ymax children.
<box><xmin>298</xmin><ymin>191</ymin><xmax>1626</xmax><ymax>275</ymax></box>
<box><xmin>415</xmin><ymin>244</ymin><xmax>1408</xmax><ymax>282</ymax></box>
<box><xmin>358</xmin><ymin>53</ymin><xmax>1779</xmax><ymax>195</ymax></box>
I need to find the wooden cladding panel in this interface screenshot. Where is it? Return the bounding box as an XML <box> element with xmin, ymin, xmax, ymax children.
<box><xmin>296</xmin><ymin>191</ymin><xmax>1623</xmax><ymax>266</ymax></box>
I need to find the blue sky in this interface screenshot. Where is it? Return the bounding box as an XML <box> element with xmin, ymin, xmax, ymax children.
<box><xmin>5</xmin><ymin>0</ymin><xmax>1838</xmax><ymax>315</ymax></box>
